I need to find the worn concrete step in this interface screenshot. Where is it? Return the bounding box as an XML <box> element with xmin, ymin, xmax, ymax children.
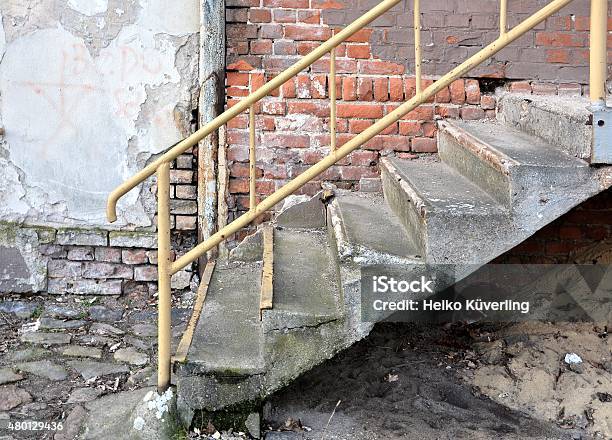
<box><xmin>328</xmin><ymin>190</ymin><xmax>422</xmax><ymax>263</ymax></box>
<box><xmin>438</xmin><ymin>119</ymin><xmax>592</xmax><ymax>208</ymax></box>
<box><xmin>381</xmin><ymin>156</ymin><xmax>509</xmax><ymax>263</ymax></box>
<box><xmin>181</xmin><ymin>261</ymin><xmax>264</xmax><ymax>376</ymax></box>
<box><xmin>497</xmin><ymin>93</ymin><xmax>593</xmax><ymax>160</ymax></box>
<box><xmin>263</xmin><ymin>227</ymin><xmax>342</xmax><ymax>330</ymax></box>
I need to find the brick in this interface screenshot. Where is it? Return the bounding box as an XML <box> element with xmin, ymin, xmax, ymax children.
<box><xmin>287</xmin><ymin>101</ymin><xmax>329</xmax><ymax>117</ymax></box>
<box><xmin>389</xmin><ymin>78</ymin><xmax>404</xmax><ymax>101</ymax></box>
<box><xmin>108</xmin><ymin>232</ymin><xmax>157</xmax><ymax>249</ymax></box>
<box><xmin>296</xmin><ymin>75</ymin><xmax>311</xmax><ymax>98</ymax></box>
<box><xmin>170</xmin><ymin>200</ymin><xmax>198</xmax><ymax>215</ymax></box>
<box><xmin>175</xmin><ymin>185</ymin><xmax>197</xmax><ymax>200</ymax></box>
<box><xmin>350</xmin><ymin>150</ymin><xmax>377</xmax><ymax>166</ymax></box>
<box><xmin>249</xmin><ymin>8</ymin><xmax>272</xmax><ymax>23</ymax></box>
<box><xmin>465</xmin><ymin>79</ymin><xmax>480</xmax><ymax>104</ymax></box>
<box><xmin>298</xmin><ymin>10</ymin><xmax>320</xmax><ymax>24</ymax></box>
<box><xmin>535</xmin><ymin>31</ymin><xmax>586</xmax><ymax>47</ymax></box>
<box><xmin>381</xmin><ymin>135</ymin><xmax>411</xmax><ymax>152</ymax></box>
<box><xmin>82</xmin><ymin>262</ymin><xmax>133</xmax><ymax>279</ymax></box>
<box><xmin>260</xmin><ymin>132</ymin><xmax>310</xmax><ymax>148</ymax></box>
<box><xmin>56</xmin><ymin>230</ymin><xmax>107</xmax><ymax>246</ymax></box>
<box><xmin>373</xmin><ymin>78</ymin><xmax>389</xmax><ymax>102</ymax></box>
<box><xmin>347</xmin><ymin>44</ymin><xmax>371</xmax><ymax>59</ymax></box>
<box><xmin>284</xmin><ymin>25</ymin><xmax>332</xmax><ymax>41</ymax></box>
<box><xmin>281</xmin><ymin>78</ymin><xmax>297</xmax><ymax>97</ymax></box>
<box><xmin>337</xmin><ymin>103</ymin><xmax>383</xmax><ymax>119</ymax></box>
<box><xmin>532</xmin><ymin>83</ymin><xmax>557</xmax><ymax>95</ymax></box>
<box><xmin>50</xmin><ymin>279</ymin><xmax>123</xmax><ymax>296</ymax></box>
<box><xmin>356</xmin><ymin>78</ymin><xmax>373</xmax><ymax>101</ymax></box>
<box><xmin>412</xmin><ymin>137</ymin><xmax>437</xmax><ymax>153</ymax></box>
<box><xmin>359</xmin><ymin>60</ymin><xmax>405</xmax><ymax>75</ymax></box>
<box><xmin>67</xmin><ymin>247</ymin><xmax>95</xmax><ymax>261</ymax></box>
<box><xmin>122</xmin><ymin>249</ymin><xmax>148</xmax><ymax>265</ymax></box>
<box><xmin>134</xmin><ymin>266</ymin><xmax>158</xmax><ymax>282</ymax></box>
<box><xmin>48</xmin><ymin>260</ymin><xmax>82</xmax><ymax>278</ymax></box>
<box><xmin>546</xmin><ymin>48</ymin><xmax>570</xmax><ymax>63</ymax></box>
<box><xmin>311</xmin><ymin>75</ymin><xmax>327</xmax><ymax>99</ymax></box>
<box><xmin>509</xmin><ymin>81</ymin><xmax>532</xmax><ymax>93</ymax></box>
<box><xmin>342</xmin><ymin>77</ymin><xmax>357</xmax><ymax>101</ymax></box>
<box><xmin>273</xmin><ymin>7</ymin><xmax>296</xmax><ymax>21</ymax></box>
<box><xmin>480</xmin><ymin>95</ymin><xmax>496</xmax><ymax>110</ymax></box>
<box><xmin>227</xmin><ymin>72</ymin><xmax>250</xmax><ymax>87</ymax></box>
<box><xmin>251</xmin><ymin>40</ymin><xmax>273</xmax><ymax>54</ymax></box>
<box><xmin>449</xmin><ymin>80</ymin><xmax>465</xmax><ymax>104</ymax></box>
<box><xmin>170</xmin><ymin>170</ymin><xmax>193</xmax><ymax>184</ymax></box>
<box><xmin>176</xmin><ymin>216</ymin><xmax>197</xmax><ymax>231</ymax></box>
<box><xmin>274</xmin><ymin>40</ymin><xmax>296</xmax><ymax>55</ymax></box>
<box><xmin>95</xmin><ymin>247</ymin><xmax>122</xmax><ymax>263</ymax></box>
<box><xmin>460</xmin><ymin>107</ymin><xmax>486</xmax><ymax>120</ymax></box>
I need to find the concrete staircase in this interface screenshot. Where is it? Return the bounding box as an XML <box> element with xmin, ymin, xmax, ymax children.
<box><xmin>174</xmin><ymin>93</ymin><xmax>611</xmax><ymax>424</ymax></box>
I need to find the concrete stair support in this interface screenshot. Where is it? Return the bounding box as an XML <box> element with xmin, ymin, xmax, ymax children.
<box><xmin>175</xmin><ymin>94</ymin><xmax>612</xmax><ymax>424</ymax></box>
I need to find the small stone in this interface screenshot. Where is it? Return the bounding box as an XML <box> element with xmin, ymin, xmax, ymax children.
<box><xmin>20</xmin><ymin>332</ymin><xmax>71</xmax><ymax>345</ymax></box>
<box><xmin>564</xmin><ymin>353</ymin><xmax>582</xmax><ymax>365</ymax></box>
<box><xmin>131</xmin><ymin>324</ymin><xmax>156</xmax><ymax>337</ymax></box>
<box><xmin>68</xmin><ymin>361</ymin><xmax>129</xmax><ymax>380</ymax></box>
<box><xmin>44</xmin><ymin>304</ymin><xmax>83</xmax><ymax>319</ymax></box>
<box><xmin>0</xmin><ymin>301</ymin><xmax>39</xmax><ymax>318</ymax></box>
<box><xmin>113</xmin><ymin>347</ymin><xmax>148</xmax><ymax>366</ymax></box>
<box><xmin>0</xmin><ymin>385</ymin><xmax>32</xmax><ymax>411</ymax></box>
<box><xmin>54</xmin><ymin>405</ymin><xmax>87</xmax><ymax>440</ymax></box>
<box><xmin>61</xmin><ymin>345</ymin><xmax>103</xmax><ymax>359</ymax></box>
<box><xmin>5</xmin><ymin>347</ymin><xmax>52</xmax><ymax>363</ymax></box>
<box><xmin>245</xmin><ymin>412</ymin><xmax>261</xmax><ymax>439</ymax></box>
<box><xmin>67</xmin><ymin>388</ymin><xmax>103</xmax><ymax>404</ymax></box>
<box><xmin>127</xmin><ymin>367</ymin><xmax>155</xmax><ymax>386</ymax></box>
<box><xmin>76</xmin><ymin>335</ymin><xmax>115</xmax><ymax>347</ymax></box>
<box><xmin>40</xmin><ymin>317</ymin><xmax>87</xmax><ymax>330</ymax></box>
<box><xmin>90</xmin><ymin>322</ymin><xmax>125</xmax><ymax>336</ymax></box>
<box><xmin>124</xmin><ymin>336</ymin><xmax>150</xmax><ymax>351</ymax></box>
<box><xmin>0</xmin><ymin>368</ymin><xmax>23</xmax><ymax>385</ymax></box>
<box><xmin>17</xmin><ymin>361</ymin><xmax>68</xmax><ymax>381</ymax></box>
<box><xmin>89</xmin><ymin>306</ymin><xmax>123</xmax><ymax>323</ymax></box>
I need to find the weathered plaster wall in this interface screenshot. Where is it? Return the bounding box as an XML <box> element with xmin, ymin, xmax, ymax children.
<box><xmin>0</xmin><ymin>0</ymin><xmax>199</xmax><ymax>228</ymax></box>
<box><xmin>0</xmin><ymin>0</ymin><xmax>201</xmax><ymax>293</ymax></box>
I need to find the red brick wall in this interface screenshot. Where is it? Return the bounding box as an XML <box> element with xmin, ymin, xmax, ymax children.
<box><xmin>495</xmin><ymin>188</ymin><xmax>612</xmax><ymax>264</ymax></box>
<box><xmin>223</xmin><ymin>0</ymin><xmax>606</xmax><ymax>239</ymax></box>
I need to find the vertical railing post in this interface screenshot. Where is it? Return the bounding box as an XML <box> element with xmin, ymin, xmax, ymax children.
<box><xmin>330</xmin><ymin>31</ymin><xmax>337</xmax><ymax>151</ymax></box>
<box><xmin>590</xmin><ymin>0</ymin><xmax>607</xmax><ymax>108</ymax></box>
<box><xmin>500</xmin><ymin>0</ymin><xmax>508</xmax><ymax>35</ymax></box>
<box><xmin>414</xmin><ymin>0</ymin><xmax>422</xmax><ymax>95</ymax></box>
<box><xmin>249</xmin><ymin>105</ymin><xmax>257</xmax><ymax>210</ymax></box>
<box><xmin>156</xmin><ymin>162</ymin><xmax>172</xmax><ymax>393</ymax></box>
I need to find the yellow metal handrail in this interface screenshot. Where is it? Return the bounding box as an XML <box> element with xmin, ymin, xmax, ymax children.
<box><xmin>106</xmin><ymin>0</ymin><xmax>606</xmax><ymax>392</ymax></box>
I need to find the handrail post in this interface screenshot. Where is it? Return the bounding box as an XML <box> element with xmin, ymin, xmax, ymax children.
<box><xmin>500</xmin><ymin>0</ymin><xmax>508</xmax><ymax>35</ymax></box>
<box><xmin>157</xmin><ymin>162</ymin><xmax>172</xmax><ymax>393</ymax></box>
<box><xmin>249</xmin><ymin>105</ymin><xmax>257</xmax><ymax>211</ymax></box>
<box><xmin>414</xmin><ymin>0</ymin><xmax>422</xmax><ymax>96</ymax></box>
<box><xmin>330</xmin><ymin>32</ymin><xmax>337</xmax><ymax>151</ymax></box>
<box><xmin>590</xmin><ymin>0</ymin><xmax>607</xmax><ymax>108</ymax></box>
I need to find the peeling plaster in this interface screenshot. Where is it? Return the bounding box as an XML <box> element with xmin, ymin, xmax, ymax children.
<box><xmin>0</xmin><ymin>1</ymin><xmax>200</xmax><ymax>228</ymax></box>
<box><xmin>136</xmin><ymin>0</ymin><xmax>199</xmax><ymax>36</ymax></box>
<box><xmin>67</xmin><ymin>0</ymin><xmax>109</xmax><ymax>17</ymax></box>
<box><xmin>0</xmin><ymin>225</ymin><xmax>47</xmax><ymax>293</ymax></box>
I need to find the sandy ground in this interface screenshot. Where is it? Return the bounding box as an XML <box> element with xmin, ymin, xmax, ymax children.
<box><xmin>262</xmin><ymin>323</ymin><xmax>586</xmax><ymax>440</ymax></box>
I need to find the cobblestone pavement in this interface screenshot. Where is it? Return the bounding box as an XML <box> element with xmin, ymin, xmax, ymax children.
<box><xmin>0</xmin><ymin>293</ymin><xmax>192</xmax><ymax>440</ymax></box>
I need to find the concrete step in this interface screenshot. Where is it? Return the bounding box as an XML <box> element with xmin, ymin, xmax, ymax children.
<box><xmin>438</xmin><ymin>119</ymin><xmax>592</xmax><ymax>209</ymax></box>
<box><xmin>263</xmin><ymin>227</ymin><xmax>342</xmax><ymax>330</ymax></box>
<box><xmin>180</xmin><ymin>261</ymin><xmax>265</xmax><ymax>376</ymax></box>
<box><xmin>381</xmin><ymin>156</ymin><xmax>509</xmax><ymax>263</ymax></box>
<box><xmin>496</xmin><ymin>93</ymin><xmax>593</xmax><ymax>160</ymax></box>
<box><xmin>328</xmin><ymin>190</ymin><xmax>422</xmax><ymax>263</ymax></box>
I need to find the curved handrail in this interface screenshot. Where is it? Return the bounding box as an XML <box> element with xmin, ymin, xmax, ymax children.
<box><xmin>106</xmin><ymin>0</ymin><xmax>403</xmax><ymax>223</ymax></box>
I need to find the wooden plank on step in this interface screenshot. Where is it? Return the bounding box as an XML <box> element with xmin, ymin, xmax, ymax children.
<box><xmin>173</xmin><ymin>260</ymin><xmax>216</xmax><ymax>363</ymax></box>
<box><xmin>260</xmin><ymin>225</ymin><xmax>274</xmax><ymax>318</ymax></box>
